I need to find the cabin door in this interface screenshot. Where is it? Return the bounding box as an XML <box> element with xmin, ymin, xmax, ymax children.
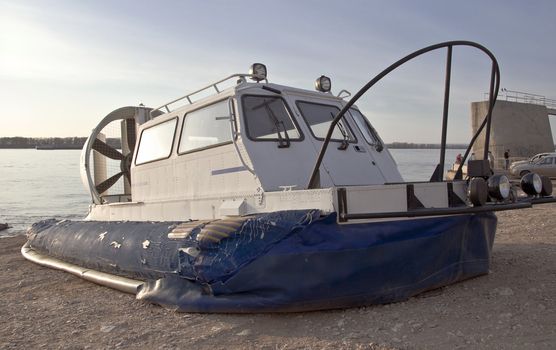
<box><xmin>238</xmin><ymin>93</ymin><xmax>327</xmax><ymax>191</ymax></box>
<box><xmin>286</xmin><ymin>94</ymin><xmax>392</xmax><ymax>187</ymax></box>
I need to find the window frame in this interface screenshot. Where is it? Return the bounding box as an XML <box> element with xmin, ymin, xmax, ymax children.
<box><xmin>348</xmin><ymin>108</ymin><xmax>383</xmax><ymax>148</ymax></box>
<box><xmin>241</xmin><ymin>94</ymin><xmax>305</xmax><ymax>143</ymax></box>
<box><xmin>177</xmin><ymin>98</ymin><xmax>236</xmax><ymax>156</ymax></box>
<box><xmin>134</xmin><ymin>117</ymin><xmax>179</xmax><ymax>166</ymax></box>
<box><xmin>295</xmin><ymin>100</ymin><xmax>358</xmax><ymax>144</ymax></box>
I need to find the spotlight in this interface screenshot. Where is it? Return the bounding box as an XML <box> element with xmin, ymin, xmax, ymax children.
<box><xmin>540</xmin><ymin>175</ymin><xmax>553</xmax><ymax>196</ymax></box>
<box><xmin>315</xmin><ymin>75</ymin><xmax>331</xmax><ymax>92</ymax></box>
<box><xmin>249</xmin><ymin>63</ymin><xmax>267</xmax><ymax>82</ymax></box>
<box><xmin>468</xmin><ymin>177</ymin><xmax>488</xmax><ymax>206</ymax></box>
<box><xmin>520</xmin><ymin>173</ymin><xmax>542</xmax><ymax>196</ymax></box>
<box><xmin>487</xmin><ymin>175</ymin><xmax>511</xmax><ymax>201</ymax></box>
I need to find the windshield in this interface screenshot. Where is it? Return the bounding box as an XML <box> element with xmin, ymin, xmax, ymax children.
<box><xmin>296</xmin><ymin>101</ymin><xmax>355</xmax><ymax>141</ymax></box>
<box><xmin>242</xmin><ymin>95</ymin><xmax>301</xmax><ymax>141</ymax></box>
<box><xmin>349</xmin><ymin>108</ymin><xmax>381</xmax><ymax>146</ymax></box>
<box><xmin>532</xmin><ymin>154</ymin><xmax>546</xmax><ymax>162</ymax></box>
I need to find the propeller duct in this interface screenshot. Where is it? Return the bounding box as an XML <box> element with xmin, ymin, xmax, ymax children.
<box><xmin>80</xmin><ymin>106</ymin><xmax>153</xmax><ymax>204</ymax></box>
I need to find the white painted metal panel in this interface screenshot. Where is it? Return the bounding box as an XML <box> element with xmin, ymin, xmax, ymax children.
<box><xmin>261</xmin><ymin>188</ymin><xmax>335</xmax><ymax>214</ymax></box>
<box><xmin>344</xmin><ymin>184</ymin><xmax>407</xmax><ymax>214</ymax></box>
<box><xmin>413</xmin><ymin>183</ymin><xmax>449</xmax><ymax>208</ymax></box>
<box><xmin>87</xmin><ymin>187</ymin><xmax>335</xmax><ymax>222</ymax></box>
<box><xmin>451</xmin><ymin>181</ymin><xmax>468</xmax><ymax>203</ymax></box>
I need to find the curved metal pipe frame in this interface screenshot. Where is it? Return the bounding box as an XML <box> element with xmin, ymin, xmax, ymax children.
<box><xmin>307</xmin><ymin>41</ymin><xmax>500</xmax><ymax>189</ymax></box>
<box><xmin>21</xmin><ymin>242</ymin><xmax>143</xmax><ymax>294</ymax></box>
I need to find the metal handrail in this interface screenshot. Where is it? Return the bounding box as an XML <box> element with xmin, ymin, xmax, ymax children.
<box><xmin>485</xmin><ymin>89</ymin><xmax>556</xmax><ymax>109</ymax></box>
<box><xmin>150</xmin><ymin>73</ymin><xmax>268</xmax><ymax>118</ymax></box>
<box><xmin>307</xmin><ymin>40</ymin><xmax>500</xmax><ymax>189</ymax></box>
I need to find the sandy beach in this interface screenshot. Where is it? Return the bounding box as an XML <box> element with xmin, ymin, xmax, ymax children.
<box><xmin>1</xmin><ymin>205</ymin><xmax>555</xmax><ymax>349</ymax></box>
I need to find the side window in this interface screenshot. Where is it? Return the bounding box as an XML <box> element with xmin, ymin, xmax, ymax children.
<box><xmin>349</xmin><ymin>108</ymin><xmax>382</xmax><ymax>147</ymax></box>
<box><xmin>135</xmin><ymin>118</ymin><xmax>177</xmax><ymax>165</ymax></box>
<box><xmin>296</xmin><ymin>101</ymin><xmax>355</xmax><ymax>142</ymax></box>
<box><xmin>242</xmin><ymin>95</ymin><xmax>302</xmax><ymax>140</ymax></box>
<box><xmin>178</xmin><ymin>100</ymin><xmax>232</xmax><ymax>153</ymax></box>
<box><xmin>540</xmin><ymin>157</ymin><xmax>554</xmax><ymax>165</ymax></box>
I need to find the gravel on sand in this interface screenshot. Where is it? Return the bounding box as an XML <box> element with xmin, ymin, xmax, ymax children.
<box><xmin>1</xmin><ymin>205</ymin><xmax>555</xmax><ymax>349</ymax></box>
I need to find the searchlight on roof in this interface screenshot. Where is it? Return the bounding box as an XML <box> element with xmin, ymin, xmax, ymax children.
<box><xmin>248</xmin><ymin>63</ymin><xmax>267</xmax><ymax>82</ymax></box>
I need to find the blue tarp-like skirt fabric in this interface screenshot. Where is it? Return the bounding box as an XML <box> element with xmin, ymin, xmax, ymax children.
<box><xmin>28</xmin><ymin>210</ymin><xmax>497</xmax><ymax>312</ymax></box>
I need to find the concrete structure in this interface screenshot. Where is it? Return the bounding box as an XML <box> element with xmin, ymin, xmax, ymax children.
<box><xmin>471</xmin><ymin>100</ymin><xmax>555</xmax><ymax>169</ymax></box>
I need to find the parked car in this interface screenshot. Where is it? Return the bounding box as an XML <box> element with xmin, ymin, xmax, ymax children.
<box><xmin>510</xmin><ymin>152</ymin><xmax>556</xmax><ymax>178</ymax></box>
<box><xmin>510</xmin><ymin>153</ymin><xmax>550</xmax><ymax>169</ymax></box>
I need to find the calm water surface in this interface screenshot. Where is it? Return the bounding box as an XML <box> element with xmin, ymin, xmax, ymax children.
<box><xmin>0</xmin><ymin>148</ymin><xmax>464</xmax><ymax>236</ymax></box>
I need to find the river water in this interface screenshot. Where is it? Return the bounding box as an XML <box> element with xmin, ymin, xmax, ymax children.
<box><xmin>0</xmin><ymin>148</ymin><xmax>465</xmax><ymax>236</ymax></box>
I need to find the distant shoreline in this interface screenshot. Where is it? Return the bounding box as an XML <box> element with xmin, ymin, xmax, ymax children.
<box><xmin>0</xmin><ymin>137</ymin><xmax>467</xmax><ymax>150</ymax></box>
<box><xmin>387</xmin><ymin>142</ymin><xmax>467</xmax><ymax>149</ymax></box>
<box><xmin>0</xmin><ymin>137</ymin><xmax>120</xmax><ymax>149</ymax></box>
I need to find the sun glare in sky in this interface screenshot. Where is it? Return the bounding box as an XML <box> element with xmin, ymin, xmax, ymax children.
<box><xmin>1</xmin><ymin>0</ymin><xmax>555</xmax><ymax>143</ymax></box>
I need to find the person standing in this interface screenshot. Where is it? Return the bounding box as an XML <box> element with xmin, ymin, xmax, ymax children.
<box><xmin>504</xmin><ymin>149</ymin><xmax>510</xmax><ymax>169</ymax></box>
<box><xmin>488</xmin><ymin>151</ymin><xmax>494</xmax><ymax>169</ymax></box>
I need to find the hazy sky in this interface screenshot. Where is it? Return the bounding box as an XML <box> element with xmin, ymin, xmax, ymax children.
<box><xmin>1</xmin><ymin>0</ymin><xmax>555</xmax><ymax>143</ymax></box>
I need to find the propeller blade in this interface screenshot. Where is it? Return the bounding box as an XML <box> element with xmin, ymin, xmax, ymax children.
<box><xmin>126</xmin><ymin>119</ymin><xmax>136</xmax><ymax>154</ymax></box>
<box><xmin>95</xmin><ymin>172</ymin><xmax>123</xmax><ymax>194</ymax></box>
<box><xmin>92</xmin><ymin>138</ymin><xmax>124</xmax><ymax>161</ymax></box>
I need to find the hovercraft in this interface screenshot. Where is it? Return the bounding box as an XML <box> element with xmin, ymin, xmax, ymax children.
<box><xmin>23</xmin><ymin>41</ymin><xmax>556</xmax><ymax>312</ymax></box>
